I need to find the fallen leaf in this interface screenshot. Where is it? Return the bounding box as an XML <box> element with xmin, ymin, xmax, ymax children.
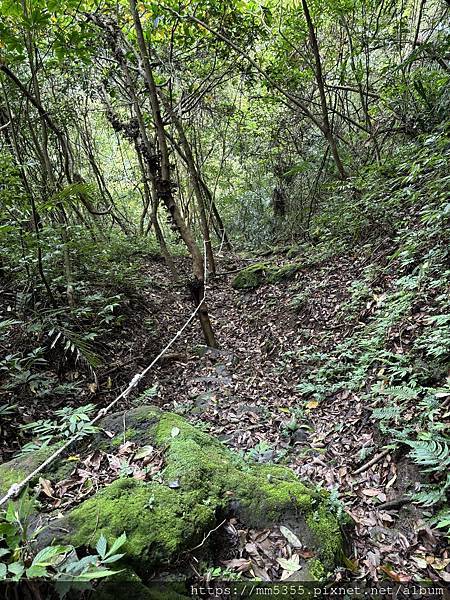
<box><xmin>118</xmin><ymin>442</ymin><xmax>135</xmax><ymax>455</ymax></box>
<box><xmin>134</xmin><ymin>445</ymin><xmax>154</xmax><ymax>460</ymax></box>
<box><xmin>223</xmin><ymin>558</ymin><xmax>252</xmax><ymax>572</ymax></box>
<box><xmin>431</xmin><ymin>558</ymin><xmax>450</xmax><ymax>571</ymax></box>
<box><xmin>305</xmin><ymin>400</ymin><xmax>319</xmax><ymax>409</ymax></box>
<box><xmin>279</xmin><ymin>526</ymin><xmax>302</xmax><ymax>548</ymax></box>
<box><xmin>38</xmin><ymin>478</ymin><xmax>54</xmax><ymax>498</ymax></box>
<box><xmin>379</xmin><ymin>565</ymin><xmax>411</xmax><ymax>583</ymax></box>
<box><xmin>277</xmin><ymin>555</ymin><xmax>301</xmax><ymax>573</ymax></box>
<box><xmin>412</xmin><ymin>556</ymin><xmax>428</xmax><ymax>569</ymax></box>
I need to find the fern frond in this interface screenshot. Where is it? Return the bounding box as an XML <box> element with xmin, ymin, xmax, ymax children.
<box><xmin>412</xmin><ymin>486</ymin><xmax>446</xmax><ymax>507</ymax></box>
<box><xmin>380</xmin><ymin>386</ymin><xmax>418</xmax><ymax>400</ymax></box>
<box><xmin>372</xmin><ymin>405</ymin><xmax>401</xmax><ymax>421</ymax></box>
<box><xmin>49</xmin><ymin>327</ymin><xmax>102</xmax><ymax>371</ymax></box>
<box><xmin>404</xmin><ymin>438</ymin><xmax>450</xmax><ymax>472</ymax></box>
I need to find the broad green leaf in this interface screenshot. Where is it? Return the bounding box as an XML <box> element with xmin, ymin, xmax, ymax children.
<box><xmin>8</xmin><ymin>562</ymin><xmax>25</xmax><ymax>580</ymax></box>
<box><xmin>75</xmin><ymin>569</ymin><xmax>122</xmax><ymax>581</ymax></box>
<box><xmin>96</xmin><ymin>534</ymin><xmax>107</xmax><ymax>559</ymax></box>
<box><xmin>26</xmin><ymin>565</ymin><xmax>48</xmax><ymax>578</ymax></box>
<box><xmin>101</xmin><ymin>553</ymin><xmax>125</xmax><ymax>564</ymax></box>
<box><xmin>32</xmin><ymin>545</ymin><xmax>72</xmax><ymax>567</ymax></box>
<box><xmin>105</xmin><ymin>532</ymin><xmax>127</xmax><ymax>557</ymax></box>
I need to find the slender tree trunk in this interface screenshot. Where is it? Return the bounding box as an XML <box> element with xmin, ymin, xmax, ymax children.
<box><xmin>0</xmin><ymin>82</ymin><xmax>57</xmax><ymax>307</ymax></box>
<box><xmin>301</xmin><ymin>0</ymin><xmax>347</xmax><ymax>179</ymax></box>
<box><xmin>199</xmin><ymin>178</ymin><xmax>233</xmax><ymax>252</ymax></box>
<box><xmin>160</xmin><ymin>99</ymin><xmax>216</xmax><ymax>273</ymax></box>
<box><xmin>129</xmin><ymin>0</ymin><xmax>218</xmax><ymax>347</ymax></box>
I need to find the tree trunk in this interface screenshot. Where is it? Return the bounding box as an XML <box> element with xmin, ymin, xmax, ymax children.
<box><xmin>129</xmin><ymin>0</ymin><xmax>218</xmax><ymax>348</ymax></box>
<box><xmin>301</xmin><ymin>0</ymin><xmax>347</xmax><ymax>180</ymax></box>
<box><xmin>161</xmin><ymin>95</ymin><xmax>216</xmax><ymax>275</ymax></box>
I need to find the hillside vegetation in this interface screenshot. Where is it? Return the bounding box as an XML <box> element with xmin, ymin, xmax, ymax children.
<box><xmin>0</xmin><ymin>0</ymin><xmax>449</xmax><ymax>595</ymax></box>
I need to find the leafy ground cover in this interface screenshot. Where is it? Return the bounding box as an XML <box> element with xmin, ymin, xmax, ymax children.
<box><xmin>1</xmin><ymin>126</ymin><xmax>448</xmax><ymax>584</ymax></box>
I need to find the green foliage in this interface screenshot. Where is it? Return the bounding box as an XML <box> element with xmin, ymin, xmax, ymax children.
<box><xmin>291</xmin><ymin>130</ymin><xmax>449</xmax><ymax>524</ymax></box>
<box><xmin>0</xmin><ymin>491</ymin><xmax>126</xmax><ymax>593</ymax></box>
<box><xmin>19</xmin><ymin>404</ymin><xmax>97</xmax><ymax>455</ymax></box>
<box><xmin>133</xmin><ymin>384</ymin><xmax>159</xmax><ymax>406</ymax></box>
<box><xmin>403</xmin><ymin>435</ymin><xmax>450</xmax><ymax>473</ymax></box>
<box><xmin>430</xmin><ymin>509</ymin><xmax>450</xmax><ymax>540</ymax></box>
<box><xmin>204</xmin><ymin>566</ymin><xmax>242</xmax><ymax>581</ymax></box>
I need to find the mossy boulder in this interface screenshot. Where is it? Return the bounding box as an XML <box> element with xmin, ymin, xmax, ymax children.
<box><xmin>232</xmin><ymin>263</ymin><xmax>270</xmax><ymax>289</ymax></box>
<box><xmin>2</xmin><ymin>406</ymin><xmax>344</xmax><ymax>579</ymax></box>
<box><xmin>267</xmin><ymin>263</ymin><xmax>301</xmax><ymax>283</ymax></box>
<box><xmin>232</xmin><ymin>262</ymin><xmax>301</xmax><ymax>290</ymax></box>
<box><xmin>0</xmin><ymin>443</ymin><xmax>61</xmax><ymax>498</ymax></box>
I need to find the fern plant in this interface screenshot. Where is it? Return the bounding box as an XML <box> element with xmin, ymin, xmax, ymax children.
<box><xmin>412</xmin><ymin>474</ymin><xmax>450</xmax><ymax>507</ymax></box>
<box><xmin>430</xmin><ymin>508</ymin><xmax>450</xmax><ymax>539</ymax></box>
<box><xmin>403</xmin><ymin>434</ymin><xmax>450</xmax><ymax>473</ymax></box>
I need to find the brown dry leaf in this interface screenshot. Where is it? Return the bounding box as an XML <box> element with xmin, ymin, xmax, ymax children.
<box><xmin>361</xmin><ymin>488</ymin><xmax>383</xmax><ymax>497</ymax></box>
<box><xmin>84</xmin><ymin>450</ymin><xmax>102</xmax><ymax>470</ymax></box>
<box><xmin>223</xmin><ymin>558</ymin><xmax>252</xmax><ymax>573</ymax></box>
<box><xmin>38</xmin><ymin>477</ymin><xmax>54</xmax><ymax>498</ymax></box>
<box><xmin>107</xmin><ymin>454</ymin><xmax>122</xmax><ymax>471</ymax></box>
<box><xmin>252</xmin><ymin>529</ymin><xmax>271</xmax><ymax>543</ymax></box>
<box><xmin>431</xmin><ymin>558</ymin><xmax>450</xmax><ymax>571</ymax></box>
<box><xmin>252</xmin><ymin>564</ymin><xmax>271</xmax><ymax>581</ymax></box>
<box><xmin>118</xmin><ymin>441</ymin><xmax>135</xmax><ymax>455</ymax></box>
<box><xmin>379</xmin><ymin>565</ymin><xmax>411</xmax><ymax>583</ymax></box>
<box><xmin>298</xmin><ymin>549</ymin><xmax>315</xmax><ymax>559</ymax></box>
<box><xmin>244</xmin><ymin>542</ymin><xmax>259</xmax><ymax>556</ymax></box>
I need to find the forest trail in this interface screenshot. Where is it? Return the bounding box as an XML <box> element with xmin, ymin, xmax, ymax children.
<box><xmin>132</xmin><ymin>248</ymin><xmax>436</xmax><ymax>584</ymax></box>
<box><xmin>1</xmin><ymin>0</ymin><xmax>448</xmax><ymax>590</ymax></box>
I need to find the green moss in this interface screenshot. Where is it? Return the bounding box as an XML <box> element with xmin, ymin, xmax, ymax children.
<box><xmin>154</xmin><ymin>412</ymin><xmax>215</xmax><ymax>448</ymax></box>
<box><xmin>98</xmin><ymin>405</ymin><xmax>162</xmax><ymax>451</ymax></box>
<box><xmin>0</xmin><ymin>466</ymin><xmax>27</xmax><ymax>497</ymax></box>
<box><xmin>44</xmin><ymin>459</ymin><xmax>76</xmax><ymax>483</ymax></box>
<box><xmin>69</xmin><ymin>478</ymin><xmax>216</xmax><ymax>564</ymax></box>
<box><xmin>130</xmin><ymin>405</ymin><xmax>161</xmax><ymax>423</ymax></box>
<box><xmin>232</xmin><ymin>262</ymin><xmax>301</xmax><ymax>289</ymax></box>
<box><xmin>56</xmin><ymin>407</ymin><xmax>345</xmax><ymax>573</ymax></box>
<box><xmin>232</xmin><ymin>263</ymin><xmax>270</xmax><ymax>290</ymax></box>
<box><xmin>111</xmin><ymin>428</ymin><xmax>138</xmax><ymax>447</ymax></box>
<box><xmin>267</xmin><ymin>263</ymin><xmax>301</xmax><ymax>283</ymax></box>
<box><xmin>306</xmin><ymin>505</ymin><xmax>343</xmax><ymax>568</ymax></box>
<box><xmin>308</xmin><ymin>558</ymin><xmax>325</xmax><ymax>580</ymax></box>
<box><xmin>286</xmin><ymin>245</ymin><xmax>302</xmax><ymax>259</ymax></box>
<box><xmin>0</xmin><ymin>443</ymin><xmax>60</xmax><ymax>497</ymax></box>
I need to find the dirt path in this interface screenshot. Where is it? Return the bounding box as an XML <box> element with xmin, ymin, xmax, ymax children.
<box><xmin>151</xmin><ymin>254</ymin><xmax>445</xmax><ymax>584</ymax></box>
